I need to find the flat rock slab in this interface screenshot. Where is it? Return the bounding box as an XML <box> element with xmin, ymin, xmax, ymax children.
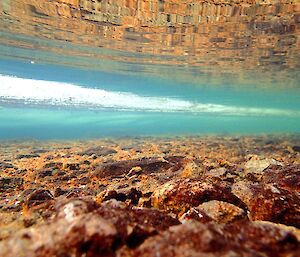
<box><xmin>92</xmin><ymin>156</ymin><xmax>186</xmax><ymax>178</ymax></box>
<box><xmin>78</xmin><ymin>146</ymin><xmax>117</xmax><ymax>157</ymax></box>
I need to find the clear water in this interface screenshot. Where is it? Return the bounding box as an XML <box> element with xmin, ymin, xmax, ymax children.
<box><xmin>0</xmin><ymin>0</ymin><xmax>299</xmax><ymax>139</ymax></box>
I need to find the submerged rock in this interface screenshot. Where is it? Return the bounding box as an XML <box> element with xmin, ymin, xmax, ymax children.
<box><xmin>133</xmin><ymin>221</ymin><xmax>300</xmax><ymax>257</ymax></box>
<box><xmin>24</xmin><ymin>189</ymin><xmax>54</xmax><ymax>208</ymax></box>
<box><xmin>292</xmin><ymin>146</ymin><xmax>300</xmax><ymax>153</ymax></box>
<box><xmin>1</xmin><ymin>136</ymin><xmax>300</xmax><ymax>256</ymax></box>
<box><xmin>92</xmin><ymin>156</ymin><xmax>186</xmax><ymax>178</ymax></box>
<box><xmin>262</xmin><ymin>164</ymin><xmax>300</xmax><ymax>193</ymax></box>
<box><xmin>0</xmin><ymin>162</ymin><xmax>15</xmax><ymax>170</ymax></box>
<box><xmin>79</xmin><ymin>146</ymin><xmax>117</xmax><ymax>157</ymax></box>
<box><xmin>244</xmin><ymin>158</ymin><xmax>282</xmax><ymax>176</ymax></box>
<box><xmin>96</xmin><ymin>200</ymin><xmax>180</xmax><ymax>248</ymax></box>
<box><xmin>97</xmin><ymin>188</ymin><xmax>143</xmax><ymax>205</ymax></box>
<box><xmin>16</xmin><ymin>154</ymin><xmax>40</xmax><ymax>159</ymax></box>
<box><xmin>0</xmin><ymin>199</ymin><xmax>180</xmax><ymax>256</ymax></box>
<box><xmin>0</xmin><ymin>212</ymin><xmax>117</xmax><ymax>257</ymax></box>
<box><xmin>0</xmin><ymin>177</ymin><xmax>23</xmax><ymax>192</ymax></box>
<box><xmin>232</xmin><ymin>179</ymin><xmax>300</xmax><ymax>227</ymax></box>
<box><xmin>151</xmin><ymin>178</ymin><xmax>246</xmax><ymax>215</ymax></box>
<box><xmin>194</xmin><ymin>200</ymin><xmax>247</xmax><ymax>223</ymax></box>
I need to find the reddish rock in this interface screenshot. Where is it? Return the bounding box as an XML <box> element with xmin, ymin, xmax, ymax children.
<box><xmin>96</xmin><ymin>200</ymin><xmax>181</xmax><ymax>247</ymax></box>
<box><xmin>194</xmin><ymin>200</ymin><xmax>247</xmax><ymax>223</ymax></box>
<box><xmin>0</xmin><ymin>212</ymin><xmax>117</xmax><ymax>257</ymax></box>
<box><xmin>262</xmin><ymin>164</ymin><xmax>300</xmax><ymax>193</ymax></box>
<box><xmin>232</xmin><ymin>182</ymin><xmax>300</xmax><ymax>228</ymax></box>
<box><xmin>180</xmin><ymin>208</ymin><xmax>213</xmax><ymax>223</ymax></box>
<box><xmin>0</xmin><ymin>199</ymin><xmax>180</xmax><ymax>256</ymax></box>
<box><xmin>133</xmin><ymin>221</ymin><xmax>300</xmax><ymax>257</ymax></box>
<box><xmin>151</xmin><ymin>178</ymin><xmax>246</xmax><ymax>215</ymax></box>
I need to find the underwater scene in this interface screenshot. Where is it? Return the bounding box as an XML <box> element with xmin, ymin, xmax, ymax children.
<box><xmin>0</xmin><ymin>0</ymin><xmax>300</xmax><ymax>256</ymax></box>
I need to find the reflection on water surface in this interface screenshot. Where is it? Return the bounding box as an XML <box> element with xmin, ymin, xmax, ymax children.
<box><xmin>1</xmin><ymin>1</ymin><xmax>299</xmax><ymax>71</ymax></box>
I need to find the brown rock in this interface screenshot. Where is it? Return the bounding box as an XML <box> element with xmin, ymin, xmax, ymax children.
<box><xmin>93</xmin><ymin>156</ymin><xmax>186</xmax><ymax>179</ymax></box>
<box><xmin>43</xmin><ymin>162</ymin><xmax>63</xmax><ymax>169</ymax></box>
<box><xmin>151</xmin><ymin>178</ymin><xmax>246</xmax><ymax>215</ymax></box>
<box><xmin>55</xmin><ymin>198</ymin><xmax>99</xmax><ymax>221</ymax></box>
<box><xmin>97</xmin><ymin>200</ymin><xmax>180</xmax><ymax>246</ymax></box>
<box><xmin>245</xmin><ymin>158</ymin><xmax>282</xmax><ymax>171</ymax></box>
<box><xmin>25</xmin><ymin>189</ymin><xmax>54</xmax><ymax>208</ymax></box>
<box><xmin>0</xmin><ymin>212</ymin><xmax>117</xmax><ymax>257</ymax></box>
<box><xmin>16</xmin><ymin>154</ymin><xmax>40</xmax><ymax>159</ymax></box>
<box><xmin>133</xmin><ymin>221</ymin><xmax>300</xmax><ymax>257</ymax></box>
<box><xmin>262</xmin><ymin>164</ymin><xmax>300</xmax><ymax>193</ymax></box>
<box><xmin>0</xmin><ymin>199</ymin><xmax>180</xmax><ymax>256</ymax></box>
<box><xmin>0</xmin><ymin>162</ymin><xmax>15</xmax><ymax>169</ymax></box>
<box><xmin>179</xmin><ymin>208</ymin><xmax>213</xmax><ymax>224</ymax></box>
<box><xmin>195</xmin><ymin>200</ymin><xmax>247</xmax><ymax>223</ymax></box>
<box><xmin>0</xmin><ymin>177</ymin><xmax>23</xmax><ymax>192</ymax></box>
<box><xmin>98</xmin><ymin>188</ymin><xmax>142</xmax><ymax>205</ymax></box>
<box><xmin>79</xmin><ymin>146</ymin><xmax>117</xmax><ymax>157</ymax></box>
<box><xmin>232</xmin><ymin>181</ymin><xmax>300</xmax><ymax>228</ymax></box>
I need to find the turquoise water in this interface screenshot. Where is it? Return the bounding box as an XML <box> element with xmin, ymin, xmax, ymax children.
<box><xmin>1</xmin><ymin>0</ymin><xmax>300</xmax><ymax>140</ymax></box>
<box><xmin>0</xmin><ymin>58</ymin><xmax>299</xmax><ymax>139</ymax></box>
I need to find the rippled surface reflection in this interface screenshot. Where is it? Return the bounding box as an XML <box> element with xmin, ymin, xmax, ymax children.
<box><xmin>1</xmin><ymin>1</ymin><xmax>299</xmax><ymax>71</ymax></box>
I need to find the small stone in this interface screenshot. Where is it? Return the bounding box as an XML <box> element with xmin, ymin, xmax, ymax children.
<box><xmin>126</xmin><ymin>166</ymin><xmax>142</xmax><ymax>178</ymax></box>
<box><xmin>0</xmin><ymin>177</ymin><xmax>23</xmax><ymax>192</ymax></box>
<box><xmin>64</xmin><ymin>163</ymin><xmax>80</xmax><ymax>170</ymax></box>
<box><xmin>180</xmin><ymin>208</ymin><xmax>213</xmax><ymax>223</ymax></box>
<box><xmin>97</xmin><ymin>190</ymin><xmax>127</xmax><ymax>203</ymax></box>
<box><xmin>78</xmin><ymin>177</ymin><xmax>90</xmax><ymax>185</ymax></box>
<box><xmin>55</xmin><ymin>198</ymin><xmax>98</xmax><ymax>221</ymax></box>
<box><xmin>37</xmin><ymin>169</ymin><xmax>53</xmax><ymax>178</ymax></box>
<box><xmin>0</xmin><ymin>162</ymin><xmax>15</xmax><ymax>169</ymax></box>
<box><xmin>244</xmin><ymin>158</ymin><xmax>282</xmax><ymax>175</ymax></box>
<box><xmin>25</xmin><ymin>189</ymin><xmax>54</xmax><ymax>207</ymax></box>
<box><xmin>292</xmin><ymin>146</ymin><xmax>300</xmax><ymax>153</ymax></box>
<box><xmin>196</xmin><ymin>200</ymin><xmax>247</xmax><ymax>223</ymax></box>
<box><xmin>32</xmin><ymin>149</ymin><xmax>48</xmax><ymax>154</ymax></box>
<box><xmin>16</xmin><ymin>154</ymin><xmax>40</xmax><ymax>159</ymax></box>
<box><xmin>79</xmin><ymin>146</ymin><xmax>117</xmax><ymax>157</ymax></box>
<box><xmin>206</xmin><ymin>167</ymin><xmax>227</xmax><ymax>177</ymax></box>
<box><xmin>54</xmin><ymin>188</ymin><xmax>68</xmax><ymax>197</ymax></box>
<box><xmin>81</xmin><ymin>160</ymin><xmax>91</xmax><ymax>165</ymax></box>
<box><xmin>44</xmin><ymin>162</ymin><xmax>63</xmax><ymax>169</ymax></box>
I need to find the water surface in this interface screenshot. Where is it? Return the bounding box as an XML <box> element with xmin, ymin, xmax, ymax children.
<box><xmin>0</xmin><ymin>0</ymin><xmax>299</xmax><ymax>139</ymax></box>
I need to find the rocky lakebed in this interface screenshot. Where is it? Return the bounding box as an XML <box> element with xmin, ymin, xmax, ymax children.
<box><xmin>0</xmin><ymin>135</ymin><xmax>299</xmax><ymax>256</ymax></box>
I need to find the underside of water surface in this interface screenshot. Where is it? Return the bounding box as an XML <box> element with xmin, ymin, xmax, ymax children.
<box><xmin>0</xmin><ymin>0</ymin><xmax>299</xmax><ymax>139</ymax></box>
